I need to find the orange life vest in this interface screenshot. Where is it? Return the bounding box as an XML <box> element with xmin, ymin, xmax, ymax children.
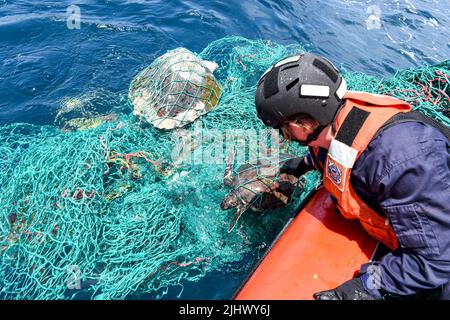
<box><xmin>321</xmin><ymin>91</ymin><xmax>412</xmax><ymax>250</ymax></box>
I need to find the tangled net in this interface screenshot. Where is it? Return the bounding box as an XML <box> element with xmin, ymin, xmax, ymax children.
<box><xmin>344</xmin><ymin>60</ymin><xmax>450</xmax><ymax>124</ymax></box>
<box><xmin>0</xmin><ymin>36</ymin><xmax>449</xmax><ymax>300</ymax></box>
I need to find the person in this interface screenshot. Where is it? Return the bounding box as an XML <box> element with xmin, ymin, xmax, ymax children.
<box><xmin>255</xmin><ymin>53</ymin><xmax>450</xmax><ymax>300</ymax></box>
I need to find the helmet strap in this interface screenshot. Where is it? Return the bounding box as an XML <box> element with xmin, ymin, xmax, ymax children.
<box><xmin>297</xmin><ymin>125</ymin><xmax>326</xmax><ymax>147</ymax></box>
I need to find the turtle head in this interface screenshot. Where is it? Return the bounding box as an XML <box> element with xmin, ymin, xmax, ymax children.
<box><xmin>220</xmin><ymin>192</ymin><xmax>240</xmax><ymax>210</ymax></box>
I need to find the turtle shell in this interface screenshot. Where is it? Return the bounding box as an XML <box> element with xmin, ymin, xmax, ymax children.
<box><xmin>233</xmin><ymin>159</ymin><xmax>300</xmax><ymax>211</ymax></box>
<box><xmin>129</xmin><ymin>48</ymin><xmax>221</xmax><ymax>130</ymax></box>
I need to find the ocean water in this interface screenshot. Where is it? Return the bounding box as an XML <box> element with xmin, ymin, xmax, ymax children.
<box><xmin>0</xmin><ymin>0</ymin><xmax>449</xmax><ymax>299</ymax></box>
<box><xmin>1</xmin><ymin>0</ymin><xmax>450</xmax><ymax>126</ymax></box>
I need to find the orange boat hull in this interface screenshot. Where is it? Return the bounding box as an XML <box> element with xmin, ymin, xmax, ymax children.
<box><xmin>235</xmin><ymin>187</ymin><xmax>378</xmax><ymax>300</ymax></box>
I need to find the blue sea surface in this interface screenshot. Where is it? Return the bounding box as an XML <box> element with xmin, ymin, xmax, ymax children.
<box><xmin>0</xmin><ymin>0</ymin><xmax>449</xmax><ymax>299</ymax></box>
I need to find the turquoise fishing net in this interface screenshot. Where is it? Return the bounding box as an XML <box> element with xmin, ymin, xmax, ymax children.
<box><xmin>1</xmin><ymin>36</ymin><xmax>449</xmax><ymax>300</ymax></box>
<box><xmin>344</xmin><ymin>60</ymin><xmax>450</xmax><ymax>125</ymax></box>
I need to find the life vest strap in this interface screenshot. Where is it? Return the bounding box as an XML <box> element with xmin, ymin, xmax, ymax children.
<box><xmin>374</xmin><ymin>110</ymin><xmax>450</xmax><ymax>140</ymax></box>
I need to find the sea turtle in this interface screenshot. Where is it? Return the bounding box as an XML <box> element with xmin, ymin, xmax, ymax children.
<box><xmin>55</xmin><ymin>89</ymin><xmax>122</xmax><ymax>132</ymax></box>
<box><xmin>221</xmin><ymin>150</ymin><xmax>305</xmax><ymax>232</ymax></box>
<box><xmin>129</xmin><ymin>48</ymin><xmax>221</xmax><ymax>130</ymax></box>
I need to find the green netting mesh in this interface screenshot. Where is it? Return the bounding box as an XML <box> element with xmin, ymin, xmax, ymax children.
<box><xmin>343</xmin><ymin>60</ymin><xmax>450</xmax><ymax>125</ymax></box>
<box><xmin>0</xmin><ymin>36</ymin><xmax>449</xmax><ymax>300</ymax></box>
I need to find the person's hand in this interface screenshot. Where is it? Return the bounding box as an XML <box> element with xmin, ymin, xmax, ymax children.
<box><xmin>280</xmin><ymin>156</ymin><xmax>312</xmax><ymax>178</ymax></box>
<box><xmin>313</xmin><ymin>277</ymin><xmax>381</xmax><ymax>300</ymax></box>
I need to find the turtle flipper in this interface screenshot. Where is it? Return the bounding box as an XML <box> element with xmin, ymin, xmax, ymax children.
<box><xmin>227</xmin><ymin>204</ymin><xmax>249</xmax><ymax>233</ymax></box>
<box><xmin>223</xmin><ymin>148</ymin><xmax>236</xmax><ymax>187</ymax></box>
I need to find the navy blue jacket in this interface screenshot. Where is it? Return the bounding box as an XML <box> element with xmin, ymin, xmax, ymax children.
<box><xmin>307</xmin><ymin>121</ymin><xmax>450</xmax><ymax>296</ymax></box>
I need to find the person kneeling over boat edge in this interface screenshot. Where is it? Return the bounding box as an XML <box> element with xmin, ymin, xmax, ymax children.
<box><xmin>255</xmin><ymin>53</ymin><xmax>450</xmax><ymax>300</ymax></box>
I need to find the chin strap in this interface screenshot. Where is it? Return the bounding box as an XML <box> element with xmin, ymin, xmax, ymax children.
<box><xmin>295</xmin><ymin>99</ymin><xmax>343</xmax><ymax>146</ymax></box>
<box><xmin>297</xmin><ymin>125</ymin><xmax>326</xmax><ymax>146</ymax></box>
